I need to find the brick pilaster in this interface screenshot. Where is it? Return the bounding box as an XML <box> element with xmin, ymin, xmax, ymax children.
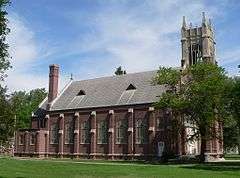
<box><xmin>74</xmin><ymin>112</ymin><xmax>80</xmax><ymax>155</ymax></box>
<box><xmin>90</xmin><ymin>111</ymin><xmax>97</xmax><ymax>158</ymax></box>
<box><xmin>127</xmin><ymin>108</ymin><xmax>134</xmax><ymax>156</ymax></box>
<box><xmin>35</xmin><ymin>130</ymin><xmax>46</xmax><ymax>157</ymax></box>
<box><xmin>108</xmin><ymin>110</ymin><xmax>115</xmax><ymax>159</ymax></box>
<box><xmin>24</xmin><ymin>131</ymin><xmax>29</xmax><ymax>154</ymax></box>
<box><xmin>45</xmin><ymin>115</ymin><xmax>50</xmax><ymax>157</ymax></box>
<box><xmin>58</xmin><ymin>114</ymin><xmax>64</xmax><ymax>157</ymax></box>
<box><xmin>14</xmin><ymin>131</ymin><xmax>18</xmax><ymax>154</ymax></box>
<box><xmin>36</xmin><ymin>131</ymin><xmax>40</xmax><ymax>154</ymax></box>
<box><xmin>148</xmin><ymin>107</ymin><xmax>155</xmax><ymax>155</ymax></box>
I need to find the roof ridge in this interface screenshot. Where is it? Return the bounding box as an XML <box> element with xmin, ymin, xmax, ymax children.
<box><xmin>73</xmin><ymin>70</ymin><xmax>157</xmax><ymax>83</ymax></box>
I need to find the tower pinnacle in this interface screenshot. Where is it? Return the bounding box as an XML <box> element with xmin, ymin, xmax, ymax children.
<box><xmin>182</xmin><ymin>16</ymin><xmax>187</xmax><ymax>29</ymax></box>
<box><xmin>202</xmin><ymin>12</ymin><xmax>207</xmax><ymax>25</ymax></box>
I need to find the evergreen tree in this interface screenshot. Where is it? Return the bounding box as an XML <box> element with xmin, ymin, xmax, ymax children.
<box><xmin>115</xmin><ymin>66</ymin><xmax>126</xmax><ymax>75</ymax></box>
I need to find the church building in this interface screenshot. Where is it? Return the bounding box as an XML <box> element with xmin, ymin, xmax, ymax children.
<box><xmin>15</xmin><ymin>13</ymin><xmax>223</xmax><ymax>159</ymax></box>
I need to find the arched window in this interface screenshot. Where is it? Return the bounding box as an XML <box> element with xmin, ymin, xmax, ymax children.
<box><xmin>64</xmin><ymin>120</ymin><xmax>74</xmax><ymax>144</ymax></box>
<box><xmin>80</xmin><ymin>120</ymin><xmax>90</xmax><ymax>144</ymax></box>
<box><xmin>116</xmin><ymin>119</ymin><xmax>128</xmax><ymax>144</ymax></box>
<box><xmin>50</xmin><ymin>123</ymin><xmax>59</xmax><ymax>144</ymax></box>
<box><xmin>30</xmin><ymin>133</ymin><xmax>35</xmax><ymax>145</ymax></box>
<box><xmin>19</xmin><ymin>134</ymin><xmax>25</xmax><ymax>145</ymax></box>
<box><xmin>135</xmin><ymin>119</ymin><xmax>148</xmax><ymax>144</ymax></box>
<box><xmin>97</xmin><ymin>120</ymin><xmax>108</xmax><ymax>144</ymax></box>
<box><xmin>189</xmin><ymin>44</ymin><xmax>202</xmax><ymax>65</ymax></box>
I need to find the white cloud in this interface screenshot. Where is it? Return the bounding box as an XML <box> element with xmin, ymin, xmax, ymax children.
<box><xmin>4</xmin><ymin>14</ymin><xmax>48</xmax><ymax>92</ymax></box>
<box><xmin>7</xmin><ymin>15</ymin><xmax>37</xmax><ymax>68</ymax></box>
<box><xmin>2</xmin><ymin>13</ymin><xmax>71</xmax><ymax>92</ymax></box>
<box><xmin>2</xmin><ymin>1</ymin><xmax>231</xmax><ymax>92</ymax></box>
<box><xmin>70</xmin><ymin>0</ymin><xmax>220</xmax><ymax>76</ymax></box>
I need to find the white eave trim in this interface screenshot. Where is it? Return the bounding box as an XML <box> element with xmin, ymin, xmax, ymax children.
<box><xmin>38</xmin><ymin>96</ymin><xmax>48</xmax><ymax>108</ymax></box>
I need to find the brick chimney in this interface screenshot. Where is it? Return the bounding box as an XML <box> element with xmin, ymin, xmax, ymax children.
<box><xmin>48</xmin><ymin>64</ymin><xmax>59</xmax><ymax>104</ymax></box>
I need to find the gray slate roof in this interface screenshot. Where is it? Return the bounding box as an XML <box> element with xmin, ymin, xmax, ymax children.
<box><xmin>38</xmin><ymin>70</ymin><xmax>167</xmax><ymax>113</ymax></box>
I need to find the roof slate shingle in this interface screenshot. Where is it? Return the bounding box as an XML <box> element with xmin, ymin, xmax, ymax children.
<box><xmin>37</xmin><ymin>70</ymin><xmax>166</xmax><ymax>114</ymax></box>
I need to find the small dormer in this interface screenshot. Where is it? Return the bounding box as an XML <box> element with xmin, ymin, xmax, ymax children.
<box><xmin>117</xmin><ymin>84</ymin><xmax>136</xmax><ymax>105</ymax></box>
<box><xmin>126</xmin><ymin>84</ymin><xmax>136</xmax><ymax>90</ymax></box>
<box><xmin>77</xmin><ymin>90</ymin><xmax>86</xmax><ymax>96</ymax></box>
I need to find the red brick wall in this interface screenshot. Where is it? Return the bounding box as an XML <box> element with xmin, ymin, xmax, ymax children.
<box><xmin>31</xmin><ymin>118</ymin><xmax>39</xmax><ymax>129</ymax></box>
<box><xmin>15</xmin><ymin>104</ymin><xmax>223</xmax><ymax>158</ymax></box>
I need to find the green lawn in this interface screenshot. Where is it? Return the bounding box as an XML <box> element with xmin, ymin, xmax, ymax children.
<box><xmin>224</xmin><ymin>154</ymin><xmax>240</xmax><ymax>160</ymax></box>
<box><xmin>0</xmin><ymin>157</ymin><xmax>240</xmax><ymax>178</ymax></box>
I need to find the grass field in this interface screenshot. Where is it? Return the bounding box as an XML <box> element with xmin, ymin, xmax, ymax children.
<box><xmin>224</xmin><ymin>154</ymin><xmax>240</xmax><ymax>160</ymax></box>
<box><xmin>0</xmin><ymin>157</ymin><xmax>240</xmax><ymax>178</ymax></box>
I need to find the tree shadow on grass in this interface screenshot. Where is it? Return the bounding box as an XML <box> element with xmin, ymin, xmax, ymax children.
<box><xmin>180</xmin><ymin>162</ymin><xmax>240</xmax><ymax>172</ymax></box>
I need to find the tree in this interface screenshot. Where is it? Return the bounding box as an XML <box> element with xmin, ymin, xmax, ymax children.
<box><xmin>0</xmin><ymin>0</ymin><xmax>11</xmax><ymax>145</ymax></box>
<box><xmin>223</xmin><ymin>64</ymin><xmax>240</xmax><ymax>154</ymax></box>
<box><xmin>0</xmin><ymin>0</ymin><xmax>11</xmax><ymax>80</ymax></box>
<box><xmin>10</xmin><ymin>88</ymin><xmax>47</xmax><ymax>129</ymax></box>
<box><xmin>223</xmin><ymin>115</ymin><xmax>239</xmax><ymax>153</ymax></box>
<box><xmin>154</xmin><ymin>62</ymin><xmax>229</xmax><ymax>162</ymax></box>
<box><xmin>0</xmin><ymin>86</ymin><xmax>14</xmax><ymax>145</ymax></box>
<box><xmin>229</xmin><ymin>77</ymin><xmax>240</xmax><ymax>154</ymax></box>
<box><xmin>115</xmin><ymin>66</ymin><xmax>126</xmax><ymax>75</ymax></box>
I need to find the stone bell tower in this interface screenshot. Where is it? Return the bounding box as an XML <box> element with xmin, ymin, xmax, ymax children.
<box><xmin>181</xmin><ymin>12</ymin><xmax>216</xmax><ymax>69</ymax></box>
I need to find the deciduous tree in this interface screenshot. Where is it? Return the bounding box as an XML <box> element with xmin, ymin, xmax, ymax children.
<box><xmin>10</xmin><ymin>88</ymin><xmax>47</xmax><ymax>129</ymax></box>
<box><xmin>0</xmin><ymin>0</ymin><xmax>11</xmax><ymax>145</ymax></box>
<box><xmin>0</xmin><ymin>0</ymin><xmax>11</xmax><ymax>80</ymax></box>
<box><xmin>229</xmin><ymin>77</ymin><xmax>240</xmax><ymax>154</ymax></box>
<box><xmin>154</xmin><ymin>62</ymin><xmax>229</xmax><ymax>162</ymax></box>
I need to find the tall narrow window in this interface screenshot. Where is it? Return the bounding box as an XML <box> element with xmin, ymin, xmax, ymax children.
<box><xmin>97</xmin><ymin>120</ymin><xmax>107</xmax><ymax>144</ymax></box>
<box><xmin>135</xmin><ymin>119</ymin><xmax>148</xmax><ymax>144</ymax></box>
<box><xmin>50</xmin><ymin>123</ymin><xmax>59</xmax><ymax>144</ymax></box>
<box><xmin>156</xmin><ymin>114</ymin><xmax>164</xmax><ymax>131</ymax></box>
<box><xmin>19</xmin><ymin>134</ymin><xmax>24</xmax><ymax>145</ymax></box>
<box><xmin>80</xmin><ymin>120</ymin><xmax>90</xmax><ymax>144</ymax></box>
<box><xmin>116</xmin><ymin>119</ymin><xmax>128</xmax><ymax>144</ymax></box>
<box><xmin>65</xmin><ymin>120</ymin><xmax>74</xmax><ymax>144</ymax></box>
<box><xmin>30</xmin><ymin>133</ymin><xmax>35</xmax><ymax>145</ymax></box>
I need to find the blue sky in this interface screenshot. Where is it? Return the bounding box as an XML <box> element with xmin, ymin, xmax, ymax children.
<box><xmin>4</xmin><ymin>0</ymin><xmax>240</xmax><ymax>92</ymax></box>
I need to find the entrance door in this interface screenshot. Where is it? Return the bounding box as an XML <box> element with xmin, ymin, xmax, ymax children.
<box><xmin>157</xmin><ymin>142</ymin><xmax>165</xmax><ymax>157</ymax></box>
